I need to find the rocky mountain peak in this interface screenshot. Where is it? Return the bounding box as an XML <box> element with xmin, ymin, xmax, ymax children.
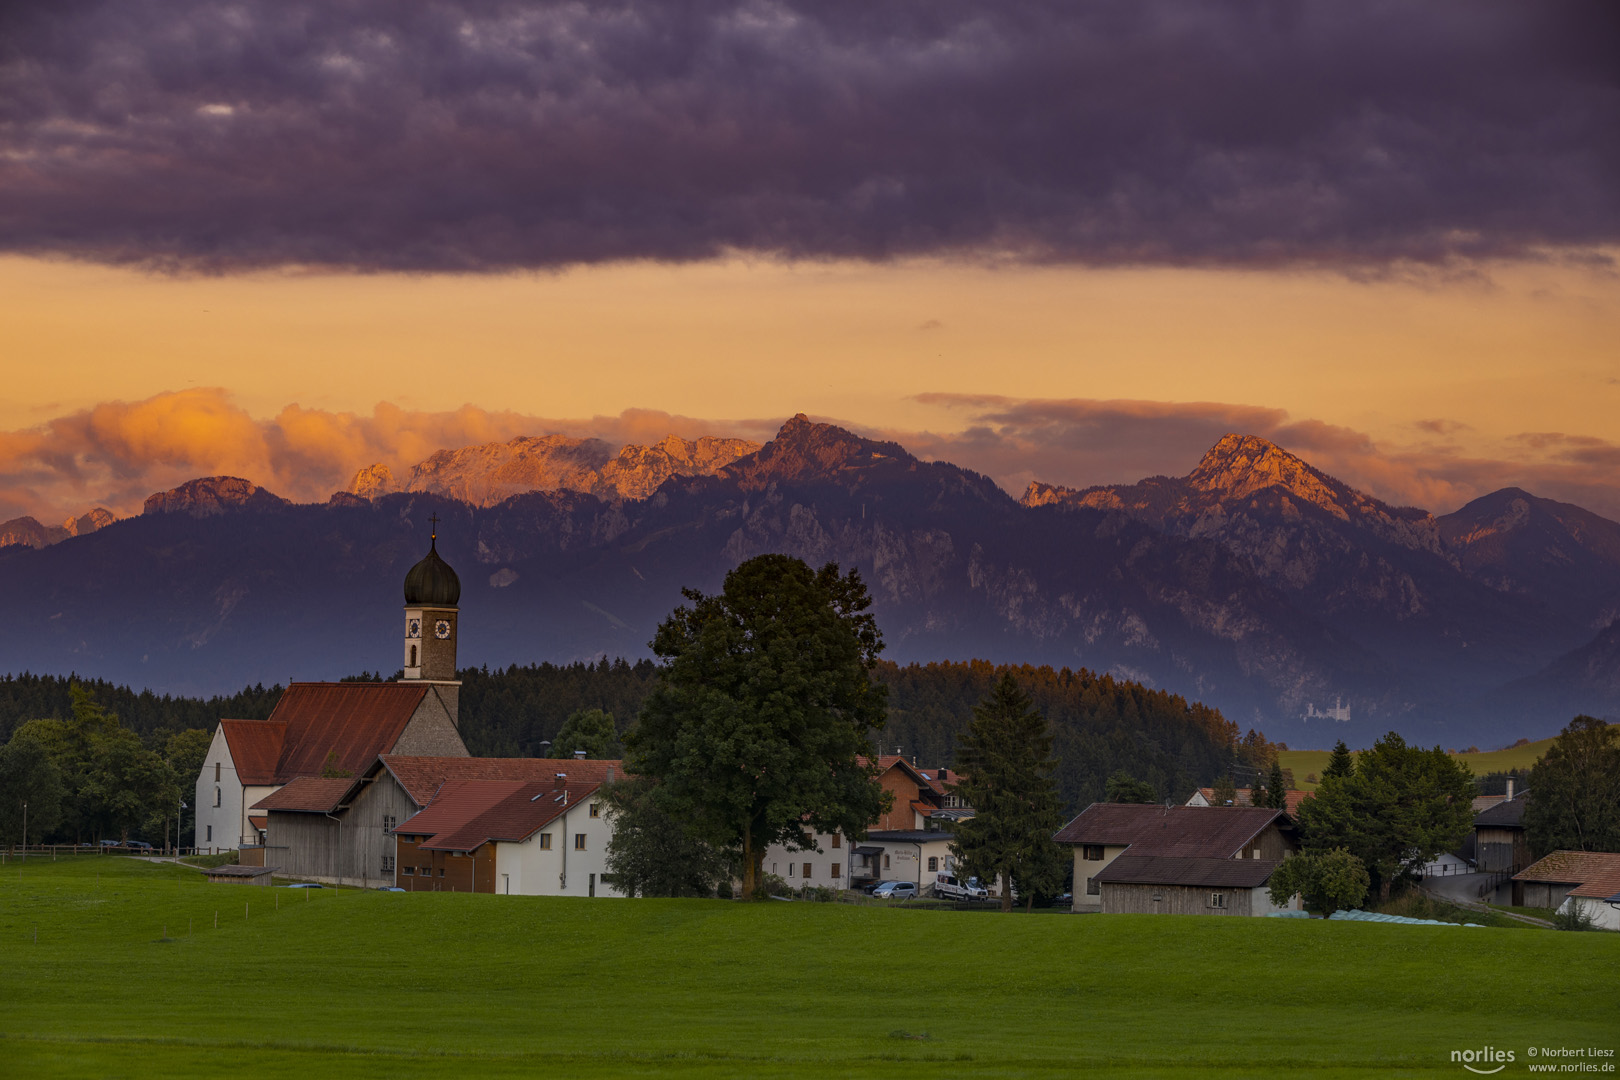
<box><xmin>349</xmin><ymin>463</ymin><xmax>396</xmax><ymax>500</ymax></box>
<box><xmin>1187</xmin><ymin>434</ymin><xmax>1349</xmax><ymax>512</ymax></box>
<box><xmin>143</xmin><ymin>477</ymin><xmax>288</xmax><ymax>517</ymax></box>
<box><xmin>722</xmin><ymin>415</ymin><xmax>915</xmax><ymax>490</ymax></box>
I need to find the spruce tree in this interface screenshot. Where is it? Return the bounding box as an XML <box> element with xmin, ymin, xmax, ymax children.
<box><xmin>950</xmin><ymin>672</ymin><xmax>1066</xmax><ymax>912</ymax></box>
<box><xmin>1210</xmin><ymin>773</ymin><xmax>1238</xmax><ymax>807</ymax></box>
<box><xmin>1323</xmin><ymin>740</ymin><xmax>1355</xmax><ymax>781</ymax></box>
<box><xmin>1266</xmin><ymin>759</ymin><xmax>1289</xmax><ymax>810</ymax></box>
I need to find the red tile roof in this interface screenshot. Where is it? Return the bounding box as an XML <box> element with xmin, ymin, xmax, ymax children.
<box><xmin>1195</xmin><ymin>787</ymin><xmax>1312</xmax><ymax>816</ymax></box>
<box><xmin>269</xmin><ymin>682</ymin><xmax>431</xmax><ymax>780</ymax></box>
<box><xmin>247</xmin><ymin>816</ymin><xmax>267</xmax><ymax>832</ymax></box>
<box><xmin>1093</xmin><ymin>854</ymin><xmax>1279</xmax><ymax>889</ymax></box>
<box><xmin>221</xmin><ymin>682</ymin><xmax>437</xmax><ymax>786</ymax></box>
<box><xmin>396</xmin><ymin>778</ymin><xmax>604</xmax><ymax>852</ymax></box>
<box><xmin>1514</xmin><ymin>850</ymin><xmax>1620</xmax><ymax>899</ymax></box>
<box><xmin>1054</xmin><ymin>803</ymin><xmax>1285</xmax><ymax>858</ymax></box>
<box><xmin>379</xmin><ymin>755</ymin><xmax>623</xmax><ymax>807</ymax></box>
<box><xmin>251</xmin><ymin>776</ymin><xmax>357</xmax><ymax>814</ymax></box>
<box><xmin>220</xmin><ymin>719</ymin><xmax>288</xmax><ymax>786</ymax></box>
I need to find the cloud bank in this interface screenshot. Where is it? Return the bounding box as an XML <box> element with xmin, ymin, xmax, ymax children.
<box><xmin>5</xmin><ymin>389</ymin><xmax>1620</xmax><ymax>528</ymax></box>
<box><xmin>1</xmin><ymin>1</ymin><xmax>1615</xmax><ymax>272</ymax></box>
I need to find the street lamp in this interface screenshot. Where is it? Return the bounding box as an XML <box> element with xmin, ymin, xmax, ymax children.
<box><xmin>21</xmin><ymin>802</ymin><xmax>26</xmax><ymax>861</ymax></box>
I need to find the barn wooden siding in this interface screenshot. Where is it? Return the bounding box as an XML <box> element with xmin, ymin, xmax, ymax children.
<box><xmin>1102</xmin><ymin>882</ymin><xmax>1255</xmax><ymax>916</ymax></box>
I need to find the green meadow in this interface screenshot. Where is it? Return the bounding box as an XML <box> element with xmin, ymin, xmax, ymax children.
<box><xmin>1</xmin><ymin>856</ymin><xmax>1614</xmax><ymax>1078</ymax></box>
<box><xmin>1281</xmin><ymin>734</ymin><xmax>1563</xmax><ymax>790</ymax></box>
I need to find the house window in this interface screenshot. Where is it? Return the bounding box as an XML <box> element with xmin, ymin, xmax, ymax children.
<box><xmin>788</xmin><ymin>863</ymin><xmax>795</xmax><ymax>878</ymax></box>
<box><xmin>438</xmin><ymin>868</ymin><xmax>446</xmax><ymax>877</ymax></box>
<box><xmin>382</xmin><ymin>855</ymin><xmax>395</xmax><ymax>873</ymax></box>
<box><xmin>1150</xmin><ymin>891</ymin><xmax>1164</xmax><ymax>903</ymax></box>
<box><xmin>382</xmin><ymin>815</ymin><xmax>396</xmax><ymax>831</ymax></box>
<box><xmin>539</xmin><ymin>833</ymin><xmax>552</xmax><ymax>850</ymax></box>
<box><xmin>1209</xmin><ymin>892</ymin><xmax>1226</xmax><ymax>908</ymax></box>
<box><xmin>422</xmin><ymin>866</ymin><xmax>432</xmax><ymax>876</ymax></box>
<box><xmin>831</xmin><ymin>863</ymin><xmax>841</xmax><ymax>879</ymax></box>
<box><xmin>574</xmin><ymin>833</ymin><xmax>586</xmax><ymax>850</ymax></box>
<box><xmin>928</xmin><ymin>856</ymin><xmax>938</xmax><ymax>872</ymax></box>
<box><xmin>832</xmin><ymin>834</ymin><xmax>841</xmax><ymax>849</ymax></box>
<box><xmin>214</xmin><ymin>762</ymin><xmax>221</xmax><ymax>782</ymax></box>
<box><xmin>589</xmin><ymin>803</ymin><xmax>600</xmax><ymax>818</ymax></box>
<box><xmin>802</xmin><ymin>863</ymin><xmax>812</xmax><ymax>878</ymax></box>
<box><xmin>403</xmin><ymin>866</ymin><xmax>415</xmax><ymax>876</ymax></box>
<box><xmin>1085</xmin><ymin>876</ymin><xmax>1099</xmax><ymax>896</ymax></box>
<box><xmin>1082</xmin><ymin>845</ymin><xmax>1104</xmax><ymax>861</ymax></box>
<box><xmin>213</xmin><ymin>787</ymin><xmax>221</xmax><ymax>808</ymax></box>
<box><xmin>883</xmin><ymin>854</ymin><xmax>890</xmax><ymax>869</ymax></box>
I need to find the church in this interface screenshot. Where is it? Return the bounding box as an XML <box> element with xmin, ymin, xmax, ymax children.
<box><xmin>193</xmin><ymin>527</ymin><xmax>471</xmax><ymax>854</ymax></box>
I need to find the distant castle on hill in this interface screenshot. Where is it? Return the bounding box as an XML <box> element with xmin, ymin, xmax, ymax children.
<box><xmin>1303</xmin><ymin>698</ymin><xmax>1351</xmax><ymax>723</ymax></box>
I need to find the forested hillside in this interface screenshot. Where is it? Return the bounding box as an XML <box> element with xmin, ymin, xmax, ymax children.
<box><xmin>2</xmin><ymin>660</ymin><xmax>1258</xmax><ymax>813</ymax></box>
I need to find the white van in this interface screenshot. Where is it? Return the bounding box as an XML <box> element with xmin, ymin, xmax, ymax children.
<box><xmin>934</xmin><ymin>873</ymin><xmax>989</xmax><ymax>901</ymax></box>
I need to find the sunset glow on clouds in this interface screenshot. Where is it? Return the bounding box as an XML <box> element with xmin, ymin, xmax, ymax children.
<box><xmin>1</xmin><ymin>2</ymin><xmax>1616</xmax><ymax>529</ymax></box>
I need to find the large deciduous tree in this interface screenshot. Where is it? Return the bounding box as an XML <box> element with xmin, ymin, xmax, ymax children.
<box><xmin>551</xmin><ymin>708</ymin><xmax>621</xmax><ymax>760</ymax></box>
<box><xmin>625</xmin><ymin>555</ymin><xmax>889</xmax><ymax>898</ymax></box>
<box><xmin>950</xmin><ymin>673</ymin><xmax>1067</xmax><ymax>912</ymax></box>
<box><xmin>1267</xmin><ymin>847</ymin><xmax>1369</xmax><ymax>916</ymax></box>
<box><xmin>1295</xmin><ymin>731</ymin><xmax>1475</xmax><ymax>900</ymax></box>
<box><xmin>1524</xmin><ymin>717</ymin><xmax>1620</xmax><ymax>858</ymax></box>
<box><xmin>601</xmin><ymin>778</ymin><xmax>734</xmax><ymax>897</ymax></box>
<box><xmin>1104</xmin><ymin>771</ymin><xmax>1157</xmax><ymax>804</ymax></box>
<box><xmin>0</xmin><ymin>730</ymin><xmax>65</xmax><ymax>845</ymax></box>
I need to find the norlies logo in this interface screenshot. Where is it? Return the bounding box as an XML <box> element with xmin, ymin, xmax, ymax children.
<box><xmin>1453</xmin><ymin>1047</ymin><xmax>1516</xmax><ymax>1074</ymax></box>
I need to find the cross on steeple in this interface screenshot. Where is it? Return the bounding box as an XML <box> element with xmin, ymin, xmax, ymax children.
<box><xmin>428</xmin><ymin>512</ymin><xmax>440</xmax><ymax>540</ymax></box>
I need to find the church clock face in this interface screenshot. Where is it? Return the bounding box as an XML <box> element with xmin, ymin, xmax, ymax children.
<box><xmin>434</xmin><ymin>619</ymin><xmax>452</xmax><ymax>640</ymax></box>
<box><xmin>407</xmin><ymin>618</ymin><xmax>421</xmax><ymax>639</ymax></box>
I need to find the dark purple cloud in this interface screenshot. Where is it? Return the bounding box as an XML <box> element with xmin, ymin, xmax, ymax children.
<box><xmin>1</xmin><ymin>1</ymin><xmax>1615</xmax><ymax>272</ymax></box>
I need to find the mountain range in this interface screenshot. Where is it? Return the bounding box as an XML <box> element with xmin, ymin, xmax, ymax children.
<box><xmin>3</xmin><ymin>415</ymin><xmax>1617</xmax><ymax>747</ymax></box>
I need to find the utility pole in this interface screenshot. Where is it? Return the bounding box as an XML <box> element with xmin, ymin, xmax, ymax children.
<box><xmin>21</xmin><ymin>803</ymin><xmax>25</xmax><ymax>862</ymax></box>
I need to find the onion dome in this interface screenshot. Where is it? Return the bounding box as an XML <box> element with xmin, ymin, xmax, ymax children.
<box><xmin>403</xmin><ymin>534</ymin><xmax>461</xmax><ymax>606</ymax></box>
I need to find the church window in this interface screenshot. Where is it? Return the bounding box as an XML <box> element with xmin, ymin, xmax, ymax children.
<box><xmin>409</xmin><ymin>645</ymin><xmax>417</xmax><ymax>667</ymax></box>
<box><xmin>213</xmin><ymin>787</ymin><xmax>221</xmax><ymax>808</ymax></box>
<box><xmin>206</xmin><ymin>826</ymin><xmax>212</xmax><ymax>842</ymax></box>
<box><xmin>214</xmin><ymin>762</ymin><xmax>221</xmax><ymax>782</ymax></box>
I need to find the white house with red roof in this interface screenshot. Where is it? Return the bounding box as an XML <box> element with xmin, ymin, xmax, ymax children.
<box><xmin>1512</xmin><ymin>850</ymin><xmax>1620</xmax><ymax>929</ymax></box>
<box><xmin>390</xmin><ymin>770</ymin><xmax>622</xmax><ymax>896</ymax></box>
<box><xmin>194</xmin><ymin>533</ymin><xmax>470</xmax><ymax>851</ymax></box>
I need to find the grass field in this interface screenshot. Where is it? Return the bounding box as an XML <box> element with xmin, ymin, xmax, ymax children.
<box><xmin>1280</xmin><ymin>733</ymin><xmax>1563</xmax><ymax>790</ymax></box>
<box><xmin>1</xmin><ymin>856</ymin><xmax>1615</xmax><ymax>1077</ymax></box>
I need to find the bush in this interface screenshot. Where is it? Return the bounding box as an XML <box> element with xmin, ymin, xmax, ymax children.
<box><xmin>1268</xmin><ymin>848</ymin><xmax>1369</xmax><ymax>916</ymax></box>
<box><xmin>759</xmin><ymin>873</ymin><xmax>794</xmax><ymax>899</ymax></box>
<box><xmin>716</xmin><ymin>880</ymin><xmax>733</xmax><ymax>900</ymax></box>
<box><xmin>1553</xmin><ymin>903</ymin><xmax>1597</xmax><ymax>932</ymax></box>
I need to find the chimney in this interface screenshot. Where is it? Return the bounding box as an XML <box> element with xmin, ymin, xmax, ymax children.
<box><xmin>939</xmin><ymin>767</ymin><xmax>949</xmax><ymax>781</ymax></box>
<box><xmin>606</xmin><ymin>765</ymin><xmax>615</xmax><ymax>782</ymax></box>
<box><xmin>895</xmin><ymin>745</ymin><xmax>903</xmax><ymax>757</ymax></box>
<box><xmin>1506</xmin><ymin>778</ymin><xmax>1514</xmax><ymax>801</ymax></box>
<box><xmin>554</xmin><ymin>772</ymin><xmax>567</xmax><ymax>789</ymax></box>
<box><xmin>574</xmin><ymin>749</ymin><xmax>586</xmax><ymax>760</ymax></box>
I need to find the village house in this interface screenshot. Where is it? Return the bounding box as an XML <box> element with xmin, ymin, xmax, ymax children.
<box><xmin>761</xmin><ymin>753</ymin><xmax>972</xmax><ymax>893</ymax></box>
<box><xmin>391</xmin><ymin>771</ymin><xmax>620</xmax><ymax>896</ymax></box>
<box><xmin>1473</xmin><ymin>791</ymin><xmax>1531</xmax><ymax>876</ymax></box>
<box><xmin>252</xmin><ymin>754</ymin><xmax>621</xmax><ymax>886</ymax></box>
<box><xmin>1510</xmin><ymin>850</ymin><xmax>1620</xmax><ymax>928</ymax></box>
<box><xmin>1186</xmin><ymin>787</ymin><xmax>1311</xmax><ymax>816</ymax></box>
<box><xmin>197</xmin><ymin>528</ymin><xmax>470</xmax><ymax>856</ymax></box>
<box><xmin>1053</xmin><ymin>803</ymin><xmax>1301</xmax><ymax>915</ymax></box>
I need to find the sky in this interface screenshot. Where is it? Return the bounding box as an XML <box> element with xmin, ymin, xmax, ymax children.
<box><xmin>2</xmin><ymin>1</ymin><xmax>1618</xmax><ymax>524</ymax></box>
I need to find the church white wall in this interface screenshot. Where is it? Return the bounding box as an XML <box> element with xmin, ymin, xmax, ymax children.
<box><xmin>194</xmin><ymin>725</ymin><xmax>244</xmax><ymax>850</ymax></box>
<box><xmin>494</xmin><ymin>795</ymin><xmax>621</xmax><ymax>897</ymax></box>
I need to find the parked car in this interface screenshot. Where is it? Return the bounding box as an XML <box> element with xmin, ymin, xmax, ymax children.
<box><xmin>871</xmin><ymin>881</ymin><xmax>918</xmax><ymax>900</ymax></box>
<box><xmin>375</xmin><ymin>886</ymin><xmax>406</xmax><ymax>893</ymax></box>
<box><xmin>861</xmin><ymin>879</ymin><xmax>895</xmax><ymax>895</ymax></box>
<box><xmin>283</xmin><ymin>883</ymin><xmax>324</xmax><ymax>889</ymax></box>
<box><xmin>125</xmin><ymin>840</ymin><xmax>154</xmax><ymax>852</ymax></box>
<box><xmin>98</xmin><ymin>839</ymin><xmax>123</xmax><ymax>849</ymax></box>
<box><xmin>933</xmin><ymin>873</ymin><xmax>989</xmax><ymax>901</ymax></box>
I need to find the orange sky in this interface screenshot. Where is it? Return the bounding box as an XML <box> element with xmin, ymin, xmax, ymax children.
<box><xmin>3</xmin><ymin>252</ymin><xmax>1619</xmax><ymax>523</ymax></box>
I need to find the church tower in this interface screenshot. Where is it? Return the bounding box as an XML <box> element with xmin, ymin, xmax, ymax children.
<box><xmin>402</xmin><ymin>516</ymin><xmax>461</xmax><ymax>724</ymax></box>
